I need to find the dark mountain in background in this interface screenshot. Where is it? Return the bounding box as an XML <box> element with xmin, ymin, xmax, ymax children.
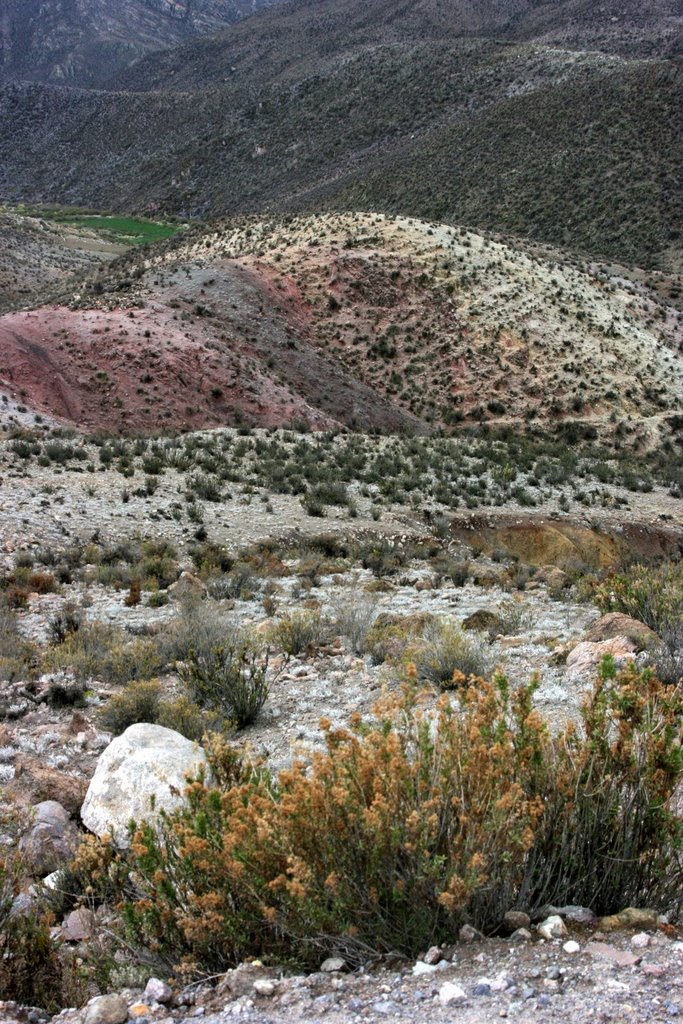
<box><xmin>0</xmin><ymin>0</ymin><xmax>680</xmax><ymax>268</ymax></box>
<box><xmin>0</xmin><ymin>0</ymin><xmax>280</xmax><ymax>87</ymax></box>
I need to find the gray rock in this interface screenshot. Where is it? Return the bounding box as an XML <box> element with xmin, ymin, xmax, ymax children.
<box><xmin>459</xmin><ymin>924</ymin><xmax>485</xmax><ymax>943</ymax></box>
<box><xmin>83</xmin><ymin>994</ymin><xmax>128</xmax><ymax>1024</ymax></box>
<box><xmin>537</xmin><ymin>914</ymin><xmax>568</xmax><ymax>940</ymax></box>
<box><xmin>18</xmin><ymin>800</ymin><xmax>79</xmax><ymax>875</ymax></box>
<box><xmin>320</xmin><ymin>957</ymin><xmax>346</xmax><ymax>973</ymax></box>
<box><xmin>143</xmin><ymin>977</ymin><xmax>173</xmax><ymax>1004</ymax></box>
<box><xmin>81</xmin><ymin>723</ymin><xmax>210</xmax><ymax>848</ymax></box>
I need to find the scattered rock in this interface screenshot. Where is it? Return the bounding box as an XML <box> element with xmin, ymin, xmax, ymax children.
<box><xmin>81</xmin><ymin>723</ymin><xmax>210</xmax><ymax>847</ymax></box>
<box><xmin>83</xmin><ymin>994</ymin><xmax>128</xmax><ymax>1024</ymax></box>
<box><xmin>563</xmin><ymin>940</ymin><xmax>581</xmax><ymax>954</ymax></box>
<box><xmin>584</xmin><ymin>613</ymin><xmax>660</xmax><ymax>652</ymax></box>
<box><xmin>143</xmin><ymin>978</ymin><xmax>173</xmax><ymax>1004</ymax></box>
<box><xmin>599</xmin><ymin>907</ymin><xmax>659</xmax><ymax>931</ymax></box>
<box><xmin>459</xmin><ymin>924</ymin><xmax>484</xmax><ymax>943</ymax></box>
<box><xmin>439</xmin><ymin>981</ymin><xmax>467</xmax><ymax>1006</ymax></box>
<box><xmin>320</xmin><ymin>957</ymin><xmax>346</xmax><ymax>973</ymax></box>
<box><xmin>537</xmin><ymin>915</ymin><xmax>568</xmax><ymax>940</ymax></box>
<box><xmin>631</xmin><ymin>932</ymin><xmax>651</xmax><ymax>949</ymax></box>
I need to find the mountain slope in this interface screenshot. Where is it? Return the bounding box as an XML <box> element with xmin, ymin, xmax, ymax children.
<box><xmin>0</xmin><ymin>212</ymin><xmax>680</xmax><ymax>435</ymax></box>
<box><xmin>0</xmin><ymin>0</ymin><xmax>280</xmax><ymax>87</ymax></box>
<box><xmin>0</xmin><ymin>0</ymin><xmax>680</xmax><ymax>268</ymax></box>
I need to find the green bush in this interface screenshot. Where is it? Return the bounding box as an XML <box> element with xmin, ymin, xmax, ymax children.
<box><xmin>99</xmin><ymin>679</ymin><xmax>163</xmax><ymax>734</ymax></box>
<box><xmin>121</xmin><ymin>663</ymin><xmax>683</xmax><ymax>973</ymax></box>
<box><xmin>179</xmin><ymin>636</ymin><xmax>269</xmax><ymax>729</ymax></box>
<box><xmin>593</xmin><ymin>562</ymin><xmax>683</xmax><ymax>637</ymax></box>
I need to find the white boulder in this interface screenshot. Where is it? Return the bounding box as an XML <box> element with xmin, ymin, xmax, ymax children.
<box><xmin>81</xmin><ymin>723</ymin><xmax>210</xmax><ymax>847</ymax></box>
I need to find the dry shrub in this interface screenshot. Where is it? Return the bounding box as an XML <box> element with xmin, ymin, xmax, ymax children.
<box><xmin>0</xmin><ymin>856</ymin><xmax>84</xmax><ymax>1011</ymax></box>
<box><xmin>411</xmin><ymin>619</ymin><xmax>494</xmax><ymax>687</ymax></box>
<box><xmin>271</xmin><ymin>610</ymin><xmax>330</xmax><ymax>655</ymax></box>
<box><xmin>120</xmin><ymin>661</ymin><xmax>683</xmax><ymax>974</ymax></box>
<box><xmin>593</xmin><ymin>562</ymin><xmax>683</xmax><ymax>637</ymax></box>
<box><xmin>43</xmin><ymin>622</ymin><xmax>163</xmax><ymax>685</ymax></box>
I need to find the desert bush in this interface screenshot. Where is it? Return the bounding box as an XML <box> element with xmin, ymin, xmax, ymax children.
<box><xmin>0</xmin><ymin>857</ymin><xmax>83</xmax><ymax>1011</ymax></box>
<box><xmin>412</xmin><ymin>620</ymin><xmax>494</xmax><ymax>687</ymax></box>
<box><xmin>593</xmin><ymin>562</ymin><xmax>683</xmax><ymax>637</ymax></box>
<box><xmin>43</xmin><ymin>622</ymin><xmax>163</xmax><ymax>685</ymax></box>
<box><xmin>99</xmin><ymin>680</ymin><xmax>213</xmax><ymax>741</ymax></box>
<box><xmin>179</xmin><ymin>635</ymin><xmax>269</xmax><ymax>729</ymax></box>
<box><xmin>272</xmin><ymin>610</ymin><xmax>329</xmax><ymax>655</ymax></box>
<box><xmin>0</xmin><ymin>604</ymin><xmax>36</xmax><ymax>681</ymax></box>
<box><xmin>121</xmin><ymin>662</ymin><xmax>683</xmax><ymax>973</ymax></box>
<box><xmin>652</xmin><ymin>622</ymin><xmax>683</xmax><ymax>685</ymax></box>
<box><xmin>496</xmin><ymin>599</ymin><xmax>534</xmax><ymax>636</ymax></box>
<box><xmin>48</xmin><ymin>602</ymin><xmax>83</xmax><ymax>645</ymax></box>
<box><xmin>333</xmin><ymin>596</ymin><xmax>378</xmax><ymax>654</ymax></box>
<box><xmin>99</xmin><ymin>680</ymin><xmax>163</xmax><ymax>734</ymax></box>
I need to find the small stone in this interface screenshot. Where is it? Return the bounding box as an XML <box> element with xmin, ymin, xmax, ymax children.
<box><xmin>563</xmin><ymin>940</ymin><xmax>581</xmax><ymax>954</ymax></box>
<box><xmin>473</xmin><ymin>983</ymin><xmax>491</xmax><ymax>997</ymax></box>
<box><xmin>423</xmin><ymin>945</ymin><xmax>442</xmax><ymax>964</ymax></box>
<box><xmin>372</xmin><ymin>999</ymin><xmax>398</xmax><ymax>1015</ymax></box>
<box><xmin>631</xmin><ymin>932</ymin><xmax>650</xmax><ymax>948</ymax></box>
<box><xmin>128</xmin><ymin>1005</ymin><xmax>151</xmax><ymax>1020</ymax></box>
<box><xmin>143</xmin><ymin>978</ymin><xmax>173</xmax><ymax>1004</ymax></box>
<box><xmin>459</xmin><ymin>924</ymin><xmax>484</xmax><ymax>943</ymax></box>
<box><xmin>320</xmin><ymin>957</ymin><xmax>345</xmax><ymax>973</ymax></box>
<box><xmin>439</xmin><ymin>981</ymin><xmax>467</xmax><ymax>1006</ymax></box>
<box><xmin>642</xmin><ymin>963</ymin><xmax>666</xmax><ymax>977</ymax></box>
<box><xmin>522</xmin><ymin>985</ymin><xmax>536</xmax><ymax>1000</ymax></box>
<box><xmin>61</xmin><ymin>907</ymin><xmax>96</xmax><ymax>942</ymax></box>
<box><xmin>83</xmin><ymin>994</ymin><xmax>128</xmax><ymax>1024</ymax></box>
<box><xmin>253</xmin><ymin>979</ymin><xmax>276</xmax><ymax>997</ymax></box>
<box><xmin>509</xmin><ymin>927</ymin><xmax>532</xmax><ymax>943</ymax></box>
<box><xmin>537</xmin><ymin>915</ymin><xmax>568</xmax><ymax>940</ymax></box>
<box><xmin>412</xmin><ymin>961</ymin><xmax>437</xmax><ymax>977</ymax></box>
<box><xmin>543</xmin><ymin>978</ymin><xmax>560</xmax><ymax>992</ymax></box>
<box><xmin>546</xmin><ymin>966</ymin><xmax>562</xmax><ymax>980</ymax></box>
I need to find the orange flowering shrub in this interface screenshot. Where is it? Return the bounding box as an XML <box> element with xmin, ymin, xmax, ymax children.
<box><xmin>121</xmin><ymin>660</ymin><xmax>683</xmax><ymax>974</ymax></box>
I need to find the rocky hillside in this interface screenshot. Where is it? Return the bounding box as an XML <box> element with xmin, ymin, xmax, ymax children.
<box><xmin>0</xmin><ymin>0</ymin><xmax>680</xmax><ymax>268</ymax></box>
<box><xmin>0</xmin><ymin>0</ymin><xmax>280</xmax><ymax>87</ymax></box>
<box><xmin>0</xmin><ymin>211</ymin><xmax>680</xmax><ymax>436</ymax></box>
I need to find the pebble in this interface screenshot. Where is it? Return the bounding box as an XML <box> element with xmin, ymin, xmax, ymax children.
<box><xmin>563</xmin><ymin>940</ymin><xmax>581</xmax><ymax>953</ymax></box>
<box><xmin>537</xmin><ymin>914</ymin><xmax>568</xmax><ymax>940</ymax></box>
<box><xmin>439</xmin><ymin>982</ymin><xmax>467</xmax><ymax>1006</ymax></box>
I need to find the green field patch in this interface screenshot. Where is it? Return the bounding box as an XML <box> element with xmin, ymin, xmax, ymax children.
<box><xmin>5</xmin><ymin>205</ymin><xmax>182</xmax><ymax>246</ymax></box>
